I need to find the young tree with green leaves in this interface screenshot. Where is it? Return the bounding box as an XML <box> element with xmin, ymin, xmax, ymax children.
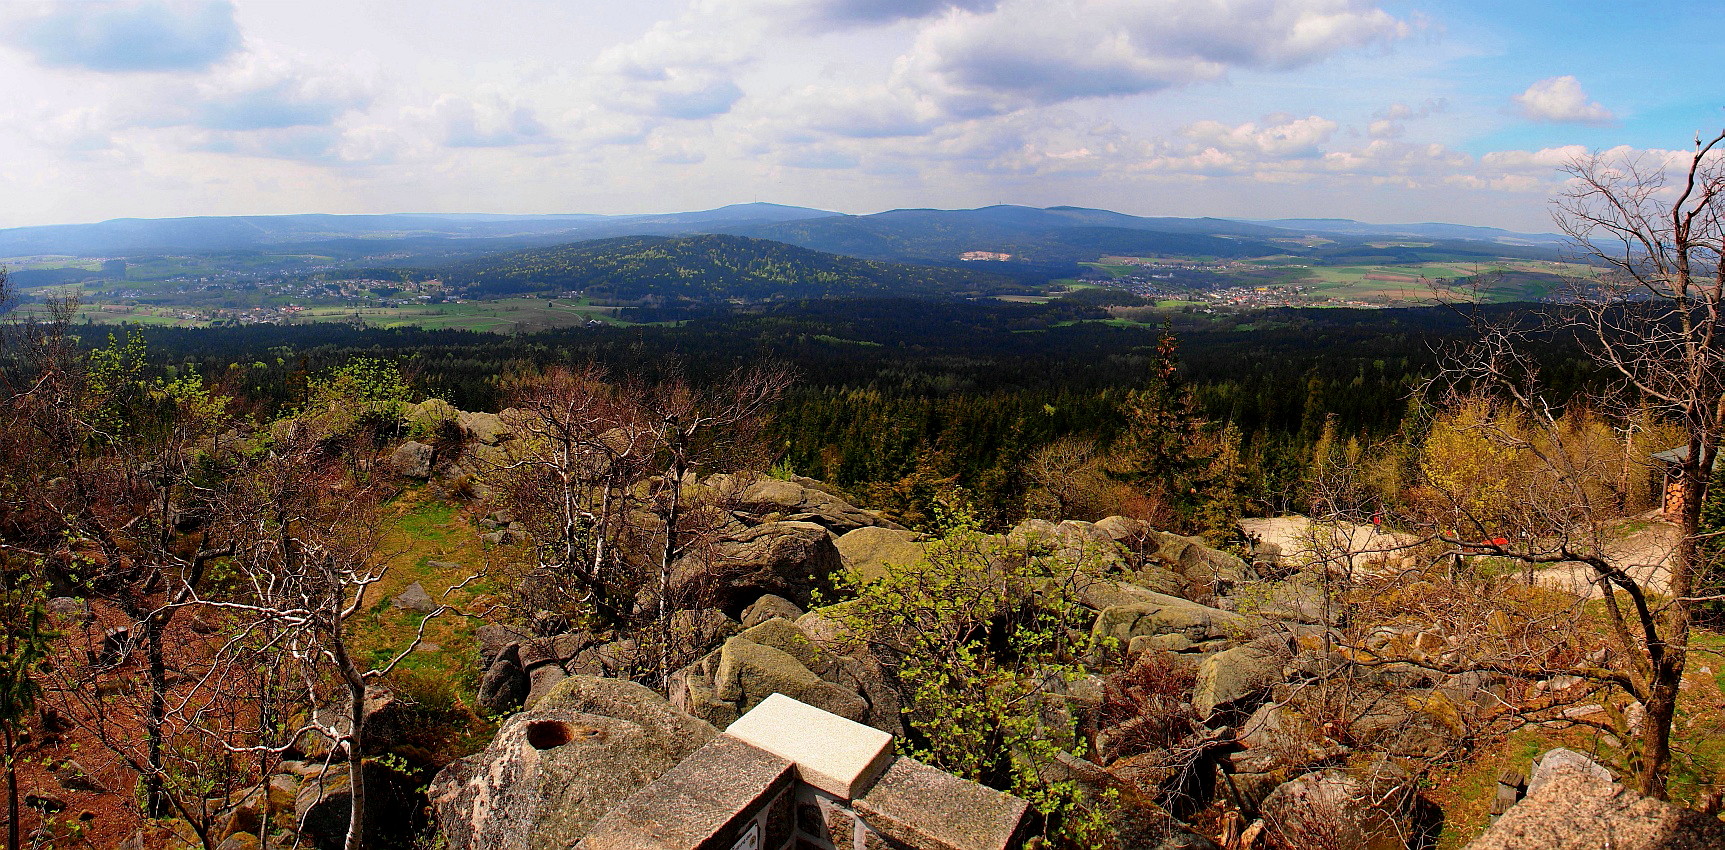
<box><xmin>831</xmin><ymin>503</ymin><xmax>1112</xmax><ymax>846</ymax></box>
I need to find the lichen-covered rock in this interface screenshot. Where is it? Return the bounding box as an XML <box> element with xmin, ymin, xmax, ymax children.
<box><xmin>1091</xmin><ymin>592</ymin><xmax>1249</xmax><ymax>649</ymax></box>
<box><xmin>388</xmin><ymin>441</ymin><xmax>435</xmax><ymax>478</ymax></box>
<box><xmin>457</xmin><ymin>410</ymin><xmax>512</xmax><ymax>446</ymax></box>
<box><xmin>1226</xmin><ymin>578</ymin><xmax>1326</xmax><ymax>624</ymax></box>
<box><xmin>1467</xmin><ymin>758</ymin><xmax>1725</xmax><ymax>849</ymax></box>
<box><xmin>1093</xmin><ymin>515</ymin><xmax>1153</xmax><ymax>543</ymax></box>
<box><xmin>706</xmin><ymin>474</ymin><xmax>904</xmax><ymax>535</ymax></box>
<box><xmin>668</xmin><ymin>608</ymin><xmax>740</xmax><ymax>655</ymax></box>
<box><xmin>533</xmin><ymin>676</ymin><xmax>719</xmax><ymax>747</ymax></box>
<box><xmin>299</xmin><ymin>685</ymin><xmax>406</xmax><ymax>761</ymax></box>
<box><xmin>428</xmin><ymin>687</ymin><xmax>716</xmax><ymax>850</ymax></box>
<box><xmin>834</xmin><ymin>526</ymin><xmax>928</xmax><ymax>582</ymax></box>
<box><xmin>294</xmin><ymin>761</ymin><xmax>421</xmax><ymax>850</ymax></box>
<box><xmin>1259</xmin><ymin>766</ymin><xmax>1433</xmax><ymax>850</ymax></box>
<box><xmin>739</xmin><ymin>593</ymin><xmax>803</xmax><ymax>628</ymax></box>
<box><xmin>672</xmin><ymin>635</ymin><xmax>867</xmax><ymax>728</ymax></box>
<box><xmin>1526</xmin><ymin>747</ymin><xmax>1615</xmax><ymax>797</ymax></box>
<box><xmin>1194</xmin><ymin>641</ymin><xmax>1285</xmax><ymax>721</ymax></box>
<box><xmin>794</xmin><ymin>599</ymin><xmax>862</xmax><ymax>646</ymax></box>
<box><xmin>672</xmin><ymin>520</ymin><xmax>842</xmax><ymax>609</ymax></box>
<box><xmin>214</xmin><ymin>833</ymin><xmax>260</xmax><ymax>850</ymax></box>
<box><xmin>391</xmin><ymin>581</ymin><xmax>438</xmax><ymax>613</ymax></box>
<box><xmin>523</xmin><ymin>664</ymin><xmax>568</xmax><ymax>710</ymax></box>
<box><xmin>1150</xmin><ymin>531</ymin><xmax>1253</xmax><ymax>599</ymax></box>
<box><xmin>475</xmin><ymin>623</ymin><xmax>530</xmax><ymax>671</ymax></box>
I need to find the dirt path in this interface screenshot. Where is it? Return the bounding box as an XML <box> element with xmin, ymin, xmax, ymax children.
<box><xmin>1241</xmin><ymin>512</ymin><xmax>1681</xmax><ymax>600</ymax></box>
<box><xmin>1533</xmin><ymin>515</ymin><xmax>1679</xmax><ymax>599</ymax></box>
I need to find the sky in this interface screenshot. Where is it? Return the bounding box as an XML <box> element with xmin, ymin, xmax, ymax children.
<box><xmin>0</xmin><ymin>0</ymin><xmax>1719</xmax><ymax>232</ymax></box>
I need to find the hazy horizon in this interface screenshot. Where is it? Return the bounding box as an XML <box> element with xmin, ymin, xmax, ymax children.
<box><xmin>0</xmin><ymin>202</ymin><xmax>1566</xmax><ymax>237</ymax></box>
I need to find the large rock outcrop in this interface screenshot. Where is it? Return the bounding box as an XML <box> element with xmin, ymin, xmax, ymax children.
<box><xmin>1193</xmin><ymin>640</ymin><xmax>1285</xmax><ymax>721</ymax></box>
<box><xmin>671</xmin><ymin>520</ymin><xmax>843</xmax><ymax>611</ymax></box>
<box><xmin>427</xmin><ymin>678</ymin><xmax>715</xmax><ymax>850</ymax></box>
<box><xmin>834</xmin><ymin>526</ymin><xmax>928</xmax><ymax>582</ymax></box>
<box><xmin>1259</xmin><ymin>764</ymin><xmax>1437</xmax><ymax>850</ymax></box>
<box><xmin>1467</xmin><ymin>758</ymin><xmax>1725</xmax><ymax>849</ymax></box>
<box><xmin>704</xmin><ymin>474</ymin><xmax>904</xmax><ymax>535</ymax></box>
<box><xmin>293</xmin><ymin>762</ymin><xmax>422</xmax><ymax>850</ymax></box>
<box><xmin>1090</xmin><ymin>590</ymin><xmax>1249</xmax><ymax>652</ymax></box>
<box><xmin>670</xmin><ymin>617</ymin><xmax>900</xmax><ymax>734</ymax></box>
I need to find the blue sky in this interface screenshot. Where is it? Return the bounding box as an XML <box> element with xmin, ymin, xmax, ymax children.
<box><xmin>0</xmin><ymin>0</ymin><xmax>1718</xmax><ymax>231</ymax></box>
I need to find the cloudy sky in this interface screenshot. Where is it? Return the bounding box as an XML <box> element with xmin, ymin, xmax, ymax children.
<box><xmin>0</xmin><ymin>0</ymin><xmax>1718</xmax><ymax>231</ymax></box>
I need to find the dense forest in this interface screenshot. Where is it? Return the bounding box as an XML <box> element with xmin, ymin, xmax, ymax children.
<box><xmin>89</xmin><ymin>297</ymin><xmax>1601</xmax><ymax>530</ymax></box>
<box><xmin>434</xmin><ymin>234</ymin><xmax>1032</xmax><ymax>301</ymax></box>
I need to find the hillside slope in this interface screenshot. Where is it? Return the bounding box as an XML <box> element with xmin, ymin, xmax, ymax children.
<box><xmin>723</xmin><ymin>205</ymin><xmax>1291</xmax><ymax>265</ymax></box>
<box><xmin>436</xmin><ymin>233</ymin><xmax>1029</xmax><ymax>301</ymax></box>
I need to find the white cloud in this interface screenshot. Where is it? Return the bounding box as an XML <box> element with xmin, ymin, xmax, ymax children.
<box><xmin>1514</xmin><ymin>76</ymin><xmax>1614</xmax><ymax>124</ymax></box>
<box><xmin>903</xmin><ymin>0</ymin><xmax>1407</xmax><ymax>114</ymax></box>
<box><xmin>431</xmin><ymin>95</ymin><xmax>551</xmax><ymax>149</ymax></box>
<box><xmin>1182</xmin><ymin>115</ymin><xmax>1338</xmax><ymax>157</ymax></box>
<box><xmin>591</xmin><ymin>17</ymin><xmax>753</xmax><ymax>120</ymax></box>
<box><xmin>1367</xmin><ymin>98</ymin><xmax>1444</xmax><ymax>139</ymax></box>
<box><xmin>693</xmin><ymin>0</ymin><xmax>999</xmax><ymax>30</ymax></box>
<box><xmin>190</xmin><ymin>50</ymin><xmax>374</xmax><ymax>131</ymax></box>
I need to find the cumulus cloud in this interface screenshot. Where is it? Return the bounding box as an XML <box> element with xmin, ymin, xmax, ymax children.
<box><xmin>1182</xmin><ymin>115</ymin><xmax>1337</xmax><ymax>158</ymax></box>
<box><xmin>694</xmin><ymin>0</ymin><xmax>999</xmax><ymax>30</ymax></box>
<box><xmin>433</xmin><ymin>95</ymin><xmax>551</xmax><ymax>148</ymax></box>
<box><xmin>905</xmin><ymin>0</ymin><xmax>1407</xmax><ymax>114</ymax></box>
<box><xmin>779</xmin><ymin>85</ymin><xmax>943</xmax><ymax>139</ymax></box>
<box><xmin>591</xmin><ymin>19</ymin><xmax>750</xmax><ymax>120</ymax></box>
<box><xmin>12</xmin><ymin>0</ymin><xmax>241</xmax><ymax>73</ymax></box>
<box><xmin>191</xmin><ymin>53</ymin><xmax>373</xmax><ymax>131</ymax></box>
<box><xmin>1514</xmin><ymin>76</ymin><xmax>1614</xmax><ymax>124</ymax></box>
<box><xmin>1367</xmin><ymin>98</ymin><xmax>1444</xmax><ymax>139</ymax></box>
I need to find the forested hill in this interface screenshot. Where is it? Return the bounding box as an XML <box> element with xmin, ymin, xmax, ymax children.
<box><xmin>725</xmin><ymin>207</ymin><xmax>1289</xmax><ymax>266</ymax></box>
<box><xmin>435</xmin><ymin>233</ymin><xmax>1030</xmax><ymax>301</ymax></box>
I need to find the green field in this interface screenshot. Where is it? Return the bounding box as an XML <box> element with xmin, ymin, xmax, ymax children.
<box><xmin>26</xmin><ymin>296</ymin><xmax>634</xmax><ymax>332</ymax></box>
<box><xmin>297</xmin><ymin>299</ymin><xmax>629</xmax><ymax>331</ymax></box>
<box><xmin>1079</xmin><ymin>262</ymin><xmax>1141</xmax><ymax>278</ymax></box>
<box><xmin>1275</xmin><ymin>260</ymin><xmax>1593</xmax><ymax>303</ymax></box>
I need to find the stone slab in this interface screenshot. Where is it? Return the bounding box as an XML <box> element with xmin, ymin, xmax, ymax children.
<box><xmin>580</xmin><ymin>735</ymin><xmax>795</xmax><ymax>850</ymax></box>
<box><xmin>852</xmin><ymin>757</ymin><xmax>1031</xmax><ymax>850</ymax></box>
<box><xmin>724</xmin><ymin>693</ymin><xmax>895</xmax><ymax>800</ymax></box>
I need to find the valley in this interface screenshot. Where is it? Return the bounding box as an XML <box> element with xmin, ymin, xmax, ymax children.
<box><xmin>0</xmin><ymin>205</ymin><xmax>1592</xmax><ymax>332</ymax></box>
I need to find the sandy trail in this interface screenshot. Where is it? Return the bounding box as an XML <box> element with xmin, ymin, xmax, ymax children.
<box><xmin>1532</xmin><ymin>515</ymin><xmax>1679</xmax><ymax>599</ymax></box>
<box><xmin>1241</xmin><ymin>513</ymin><xmax>1681</xmax><ymax>600</ymax></box>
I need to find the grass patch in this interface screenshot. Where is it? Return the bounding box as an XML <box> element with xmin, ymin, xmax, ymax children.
<box><xmin>350</xmin><ymin>491</ymin><xmax>494</xmax><ymax>725</ymax></box>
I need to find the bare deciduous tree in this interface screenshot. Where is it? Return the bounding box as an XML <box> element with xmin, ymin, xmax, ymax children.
<box><xmin>1412</xmin><ymin>127</ymin><xmax>1725</xmax><ymax>798</ymax></box>
<box><xmin>492</xmin><ymin>363</ymin><xmax>789</xmax><ymax>686</ymax></box>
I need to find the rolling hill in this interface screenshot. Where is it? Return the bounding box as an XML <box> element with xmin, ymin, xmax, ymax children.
<box><xmin>719</xmin><ymin>205</ymin><xmax>1293</xmax><ymax>266</ymax></box>
<box><xmin>435</xmin><ymin>234</ymin><xmax>1030</xmax><ymax>302</ymax></box>
<box><xmin>0</xmin><ymin>203</ymin><xmax>839</xmax><ymax>256</ymax></box>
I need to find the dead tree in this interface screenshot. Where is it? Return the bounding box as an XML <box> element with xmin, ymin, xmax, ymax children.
<box><xmin>494</xmin><ymin>365</ymin><xmax>658</xmax><ymax>627</ymax></box>
<box><xmin>1418</xmin><ymin>128</ymin><xmax>1725</xmax><ymax>798</ymax></box>
<box><xmin>187</xmin><ymin>412</ymin><xmax>466</xmax><ymax>850</ymax></box>
<box><xmin>637</xmin><ymin>364</ymin><xmax>790</xmax><ymax>686</ymax></box>
<box><xmin>493</xmin><ymin>363</ymin><xmax>788</xmax><ymax>686</ymax></box>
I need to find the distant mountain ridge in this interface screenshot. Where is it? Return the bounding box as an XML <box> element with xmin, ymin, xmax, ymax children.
<box><xmin>436</xmin><ymin>233</ymin><xmax>1029</xmax><ymax>302</ymax></box>
<box><xmin>0</xmin><ymin>204</ymin><xmax>1565</xmax><ymax>263</ymax></box>
<box><xmin>0</xmin><ymin>203</ymin><xmax>840</xmax><ymax>256</ymax></box>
